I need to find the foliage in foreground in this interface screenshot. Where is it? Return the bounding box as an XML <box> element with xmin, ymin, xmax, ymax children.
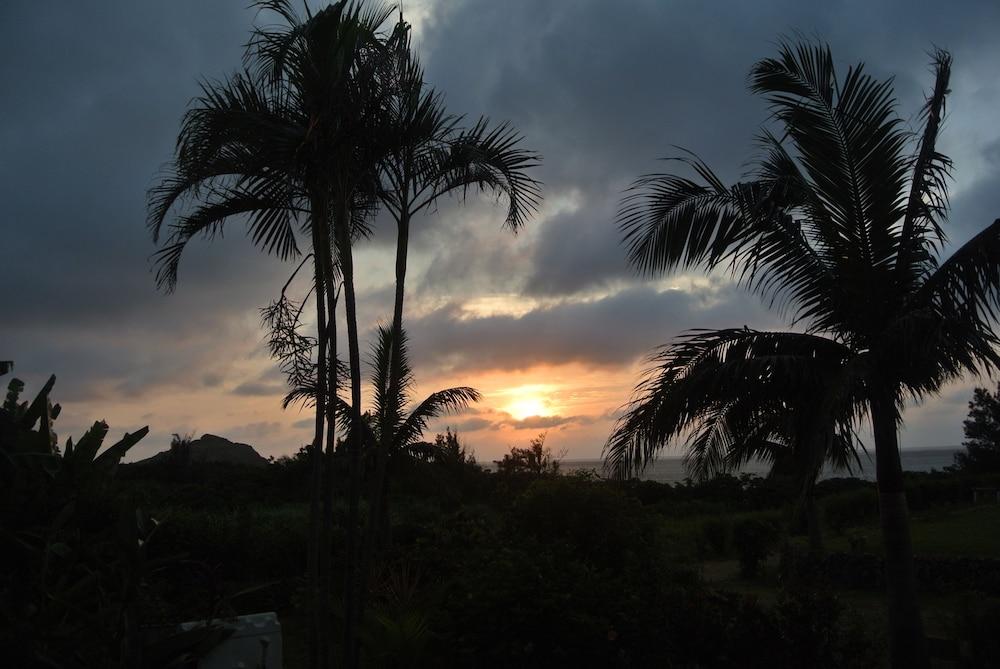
<box><xmin>131</xmin><ymin>449</ymin><xmax>891</xmax><ymax>667</ymax></box>
<box><xmin>0</xmin><ymin>374</ymin><xmax>233</xmax><ymax>668</ymax></box>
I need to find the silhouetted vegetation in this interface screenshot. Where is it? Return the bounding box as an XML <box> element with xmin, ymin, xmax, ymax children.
<box><xmin>110</xmin><ymin>438</ymin><xmax>899</xmax><ymax>667</ymax></box>
<box><xmin>494</xmin><ymin>433</ymin><xmax>560</xmax><ymax>476</ymax></box>
<box><xmin>87</xmin><ymin>433</ymin><xmax>1000</xmax><ymax>666</ymax></box>
<box><xmin>953</xmin><ymin>383</ymin><xmax>1000</xmax><ymax>474</ymax></box>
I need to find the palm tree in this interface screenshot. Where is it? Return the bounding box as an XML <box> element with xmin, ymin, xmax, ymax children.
<box><xmin>606</xmin><ymin>327</ymin><xmax>865</xmax><ymax>552</ymax></box>
<box><xmin>367</xmin><ymin>15</ymin><xmax>541</xmax><ymax>572</ymax></box>
<box><xmin>344</xmin><ymin>325</ymin><xmax>480</xmax><ymax>529</ymax></box>
<box><xmin>340</xmin><ymin>325</ymin><xmax>479</xmax><ymax>624</ymax></box>
<box><xmin>609</xmin><ymin>42</ymin><xmax>1000</xmax><ymax>667</ymax></box>
<box><xmin>147</xmin><ymin>2</ymin><xmax>394</xmax><ymax>666</ymax></box>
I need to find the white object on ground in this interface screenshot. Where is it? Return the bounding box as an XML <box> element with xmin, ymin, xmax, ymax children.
<box><xmin>179</xmin><ymin>611</ymin><xmax>282</xmax><ymax>669</ymax></box>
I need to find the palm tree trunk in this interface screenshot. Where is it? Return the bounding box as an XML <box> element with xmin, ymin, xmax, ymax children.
<box><xmin>317</xmin><ymin>210</ymin><xmax>338</xmax><ymax>669</ymax></box>
<box><xmin>308</xmin><ymin>222</ymin><xmax>329</xmax><ymax>669</ymax></box>
<box><xmin>335</xmin><ymin>200</ymin><xmax>364</xmax><ymax>669</ymax></box>
<box><xmin>871</xmin><ymin>391</ymin><xmax>927</xmax><ymax>669</ymax></box>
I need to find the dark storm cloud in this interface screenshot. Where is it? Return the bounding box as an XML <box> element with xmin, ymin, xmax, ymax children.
<box><xmin>1</xmin><ymin>1</ymin><xmax>290</xmax><ymax>396</ymax></box>
<box><xmin>523</xmin><ymin>192</ymin><xmax>628</xmax><ymax>296</ymax></box>
<box><xmin>948</xmin><ymin>159</ymin><xmax>1000</xmax><ymax>246</ymax></box>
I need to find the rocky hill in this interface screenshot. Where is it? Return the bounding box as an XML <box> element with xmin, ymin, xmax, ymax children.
<box><xmin>132</xmin><ymin>433</ymin><xmax>268</xmax><ymax>468</ymax></box>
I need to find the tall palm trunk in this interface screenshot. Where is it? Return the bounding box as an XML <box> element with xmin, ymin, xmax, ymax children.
<box><xmin>307</xmin><ymin>218</ymin><xmax>329</xmax><ymax>669</ymax></box>
<box><xmin>316</xmin><ymin>202</ymin><xmax>339</xmax><ymax>669</ymax></box>
<box><xmin>335</xmin><ymin>197</ymin><xmax>364</xmax><ymax>669</ymax></box>
<box><xmin>871</xmin><ymin>391</ymin><xmax>927</xmax><ymax>669</ymax></box>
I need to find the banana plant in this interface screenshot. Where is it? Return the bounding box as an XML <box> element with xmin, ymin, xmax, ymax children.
<box><xmin>1</xmin><ymin>374</ymin><xmax>220</xmax><ymax>668</ymax></box>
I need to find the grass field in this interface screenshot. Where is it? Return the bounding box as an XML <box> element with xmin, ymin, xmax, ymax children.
<box><xmin>826</xmin><ymin>503</ymin><xmax>1000</xmax><ymax>558</ymax></box>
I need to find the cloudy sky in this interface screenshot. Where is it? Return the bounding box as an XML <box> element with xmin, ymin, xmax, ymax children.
<box><xmin>4</xmin><ymin>0</ymin><xmax>1000</xmax><ymax>463</ymax></box>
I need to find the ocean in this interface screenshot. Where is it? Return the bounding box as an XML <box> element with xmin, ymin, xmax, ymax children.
<box><xmin>555</xmin><ymin>447</ymin><xmax>961</xmax><ymax>484</ymax></box>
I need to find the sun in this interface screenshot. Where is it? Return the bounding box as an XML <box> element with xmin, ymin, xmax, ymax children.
<box><xmin>505</xmin><ymin>395</ymin><xmax>550</xmax><ymax>421</ymax></box>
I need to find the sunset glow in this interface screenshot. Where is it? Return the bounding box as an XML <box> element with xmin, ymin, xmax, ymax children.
<box><xmin>505</xmin><ymin>395</ymin><xmax>550</xmax><ymax>420</ymax></box>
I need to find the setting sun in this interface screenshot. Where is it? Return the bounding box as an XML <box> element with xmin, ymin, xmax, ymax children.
<box><xmin>505</xmin><ymin>395</ymin><xmax>550</xmax><ymax>420</ymax></box>
<box><xmin>498</xmin><ymin>384</ymin><xmax>561</xmax><ymax>420</ymax></box>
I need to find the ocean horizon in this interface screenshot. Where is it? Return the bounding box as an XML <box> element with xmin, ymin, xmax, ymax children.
<box><xmin>533</xmin><ymin>446</ymin><xmax>962</xmax><ymax>484</ymax></box>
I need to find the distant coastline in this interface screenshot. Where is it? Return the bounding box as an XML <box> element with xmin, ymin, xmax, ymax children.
<box><xmin>550</xmin><ymin>446</ymin><xmax>961</xmax><ymax>484</ymax></box>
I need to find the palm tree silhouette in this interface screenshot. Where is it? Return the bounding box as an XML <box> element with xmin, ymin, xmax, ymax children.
<box><xmin>341</xmin><ymin>325</ymin><xmax>480</xmax><ymax>544</ymax></box>
<box><xmin>609</xmin><ymin>42</ymin><xmax>1000</xmax><ymax>667</ymax></box>
<box><xmin>147</xmin><ymin>2</ymin><xmax>396</xmax><ymax>666</ymax></box>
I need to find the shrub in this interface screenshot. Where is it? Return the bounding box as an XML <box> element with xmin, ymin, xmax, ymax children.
<box><xmin>0</xmin><ymin>374</ymin><xmax>225</xmax><ymax>667</ymax></box>
<box><xmin>733</xmin><ymin>517</ymin><xmax>780</xmax><ymax>578</ymax></box>
<box><xmin>821</xmin><ymin>487</ymin><xmax>878</xmax><ymax>533</ymax></box>
<box><xmin>772</xmin><ymin>589</ymin><xmax>882</xmax><ymax>668</ymax></box>
<box><xmin>509</xmin><ymin>476</ymin><xmax>682</xmax><ymax>570</ymax></box>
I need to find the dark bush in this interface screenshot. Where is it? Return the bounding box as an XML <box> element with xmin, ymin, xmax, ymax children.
<box><xmin>509</xmin><ymin>476</ymin><xmax>683</xmax><ymax>569</ymax></box>
<box><xmin>772</xmin><ymin>588</ymin><xmax>882</xmax><ymax>668</ymax></box>
<box><xmin>821</xmin><ymin>487</ymin><xmax>878</xmax><ymax>533</ymax></box>
<box><xmin>733</xmin><ymin>517</ymin><xmax>780</xmax><ymax>578</ymax></box>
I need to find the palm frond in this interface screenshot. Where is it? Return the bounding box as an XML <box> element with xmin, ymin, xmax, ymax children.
<box><xmin>153</xmin><ymin>177</ymin><xmax>302</xmax><ymax>290</ymax></box>
<box><xmin>617</xmin><ymin>153</ymin><xmax>749</xmax><ymax>276</ymax></box>
<box><xmin>896</xmin><ymin>49</ymin><xmax>952</xmax><ymax>284</ymax></box>
<box><xmin>603</xmin><ymin>328</ymin><xmax>854</xmax><ymax>480</ymax></box>
<box><xmin>423</xmin><ymin>118</ymin><xmax>543</xmax><ymax>231</ymax></box>
<box><xmin>368</xmin><ymin>324</ymin><xmax>413</xmax><ymax>433</ymax></box>
<box><xmin>394</xmin><ymin>387</ymin><xmax>481</xmax><ymax>450</ymax></box>
<box><xmin>750</xmin><ymin>40</ymin><xmax>910</xmax><ymax>278</ymax></box>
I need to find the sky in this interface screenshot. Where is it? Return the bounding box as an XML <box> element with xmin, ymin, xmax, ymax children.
<box><xmin>3</xmin><ymin>0</ymin><xmax>1000</xmax><ymax>464</ymax></box>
